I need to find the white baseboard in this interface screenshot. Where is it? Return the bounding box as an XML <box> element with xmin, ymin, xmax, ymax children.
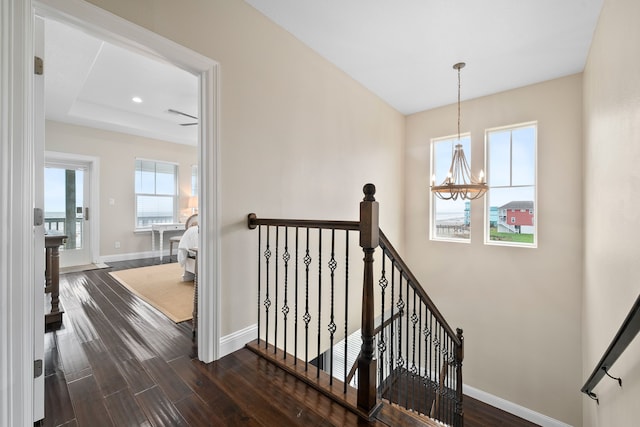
<box><xmin>464</xmin><ymin>384</ymin><xmax>573</xmax><ymax>427</ymax></box>
<box><xmin>219</xmin><ymin>323</ymin><xmax>258</xmax><ymax>358</ymax></box>
<box><xmin>99</xmin><ymin>250</ymin><xmax>166</xmax><ymax>263</ymax></box>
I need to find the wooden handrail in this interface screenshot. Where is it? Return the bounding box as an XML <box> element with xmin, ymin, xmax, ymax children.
<box><xmin>248</xmin><ymin>214</ymin><xmax>359</xmax><ymax>231</ymax></box>
<box><xmin>581</xmin><ymin>293</ymin><xmax>640</xmax><ymax>401</ymax></box>
<box><xmin>379</xmin><ymin>231</ymin><xmax>461</xmax><ymax>346</ymax></box>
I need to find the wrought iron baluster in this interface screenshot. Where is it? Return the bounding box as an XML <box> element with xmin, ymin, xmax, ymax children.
<box><xmin>274</xmin><ymin>227</ymin><xmax>279</xmax><ymax>354</ymax></box>
<box><xmin>294</xmin><ymin>227</ymin><xmax>299</xmax><ymax>364</ymax></box>
<box><xmin>418</xmin><ymin>301</ymin><xmax>423</xmax><ymax>413</ymax></box>
<box><xmin>344</xmin><ymin>230</ymin><xmax>349</xmax><ymax>393</ymax></box>
<box><xmin>328</xmin><ymin>229</ymin><xmax>337</xmax><ymax>385</ymax></box>
<box><xmin>405</xmin><ymin>276</ymin><xmax>410</xmax><ymax>409</ymax></box>
<box><xmin>411</xmin><ymin>287</ymin><xmax>418</xmax><ymax>412</ymax></box>
<box><xmin>317</xmin><ymin>228</ymin><xmax>322</xmax><ymax>379</ymax></box>
<box><xmin>396</xmin><ymin>273</ymin><xmax>404</xmax><ymax>407</ymax></box>
<box><xmin>389</xmin><ymin>261</ymin><xmax>395</xmax><ymax>387</ymax></box>
<box><xmin>377</xmin><ymin>255</ymin><xmax>388</xmax><ymax>390</ymax></box>
<box><xmin>282</xmin><ymin>227</ymin><xmax>290</xmax><ymax>358</ymax></box>
<box><xmin>303</xmin><ymin>228</ymin><xmax>312</xmax><ymax>370</ymax></box>
<box><xmin>263</xmin><ymin>226</ymin><xmax>272</xmax><ymax>350</ymax></box>
<box><xmin>257</xmin><ymin>226</ymin><xmax>261</xmax><ymax>344</ymax></box>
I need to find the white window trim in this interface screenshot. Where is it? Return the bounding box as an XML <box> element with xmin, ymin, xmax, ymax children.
<box><xmin>430</xmin><ymin>133</ymin><xmax>472</xmax><ymax>244</ymax></box>
<box><xmin>134</xmin><ymin>158</ymin><xmax>179</xmax><ymax>231</ymax></box>
<box><xmin>483</xmin><ymin>121</ymin><xmax>538</xmax><ymax>248</ymax></box>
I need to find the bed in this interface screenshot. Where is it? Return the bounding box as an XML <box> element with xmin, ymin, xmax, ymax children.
<box><xmin>177</xmin><ymin>224</ymin><xmax>198</xmax><ymax>281</ymax></box>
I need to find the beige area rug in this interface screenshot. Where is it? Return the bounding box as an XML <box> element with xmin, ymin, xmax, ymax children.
<box><xmin>109</xmin><ymin>263</ymin><xmax>194</xmax><ymax>323</ymax></box>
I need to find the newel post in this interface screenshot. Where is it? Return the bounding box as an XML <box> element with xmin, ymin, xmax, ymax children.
<box><xmin>358</xmin><ymin>183</ymin><xmax>379</xmax><ymax>414</ymax></box>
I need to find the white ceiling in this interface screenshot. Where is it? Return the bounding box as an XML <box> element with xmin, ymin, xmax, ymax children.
<box><xmin>245</xmin><ymin>0</ymin><xmax>604</xmax><ymax>115</ymax></box>
<box><xmin>44</xmin><ymin>19</ymin><xmax>199</xmax><ymax>146</ymax></box>
<box><xmin>44</xmin><ymin>1</ymin><xmax>604</xmax><ymax>143</ymax></box>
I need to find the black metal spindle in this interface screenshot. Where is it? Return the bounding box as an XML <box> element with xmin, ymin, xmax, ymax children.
<box><xmin>389</xmin><ymin>261</ymin><xmax>395</xmax><ymax>387</ymax></box>
<box><xmin>294</xmin><ymin>227</ymin><xmax>299</xmax><ymax>364</ymax></box>
<box><xmin>282</xmin><ymin>227</ymin><xmax>290</xmax><ymax>358</ymax></box>
<box><xmin>304</xmin><ymin>228</ymin><xmax>311</xmax><ymax>370</ymax></box>
<box><xmin>378</xmin><ymin>255</ymin><xmax>388</xmax><ymax>389</ymax></box>
<box><xmin>264</xmin><ymin>226</ymin><xmax>271</xmax><ymax>350</ymax></box>
<box><xmin>328</xmin><ymin>229</ymin><xmax>337</xmax><ymax>385</ymax></box>
<box><xmin>405</xmin><ymin>276</ymin><xmax>410</xmax><ymax>409</ymax></box>
<box><xmin>274</xmin><ymin>227</ymin><xmax>279</xmax><ymax>354</ymax></box>
<box><xmin>411</xmin><ymin>287</ymin><xmax>417</xmax><ymax>412</ymax></box>
<box><xmin>418</xmin><ymin>301</ymin><xmax>423</xmax><ymax>413</ymax></box>
<box><xmin>344</xmin><ymin>230</ymin><xmax>349</xmax><ymax>393</ymax></box>
<box><xmin>257</xmin><ymin>226</ymin><xmax>262</xmax><ymax>344</ymax></box>
<box><xmin>317</xmin><ymin>228</ymin><xmax>322</xmax><ymax>379</ymax></box>
<box><xmin>396</xmin><ymin>273</ymin><xmax>404</xmax><ymax>407</ymax></box>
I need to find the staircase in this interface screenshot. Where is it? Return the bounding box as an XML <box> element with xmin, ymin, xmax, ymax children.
<box><xmin>247</xmin><ymin>184</ymin><xmax>464</xmax><ymax>426</ymax></box>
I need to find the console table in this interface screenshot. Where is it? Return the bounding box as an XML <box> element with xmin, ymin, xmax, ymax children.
<box><xmin>45</xmin><ymin>232</ymin><xmax>67</xmax><ymax>329</ymax></box>
<box><xmin>151</xmin><ymin>223</ymin><xmax>185</xmax><ymax>262</ymax></box>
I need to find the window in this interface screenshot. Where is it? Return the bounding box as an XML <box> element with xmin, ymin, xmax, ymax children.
<box><xmin>430</xmin><ymin>134</ymin><xmax>471</xmax><ymax>242</ymax></box>
<box><xmin>485</xmin><ymin>123</ymin><xmax>536</xmax><ymax>246</ymax></box>
<box><xmin>135</xmin><ymin>159</ymin><xmax>178</xmax><ymax>228</ymax></box>
<box><xmin>191</xmin><ymin>164</ymin><xmax>198</xmax><ymax>196</ymax></box>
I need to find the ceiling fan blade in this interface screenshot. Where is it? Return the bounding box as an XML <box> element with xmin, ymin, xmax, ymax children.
<box><xmin>168</xmin><ymin>108</ymin><xmax>198</xmax><ymax>121</ymax></box>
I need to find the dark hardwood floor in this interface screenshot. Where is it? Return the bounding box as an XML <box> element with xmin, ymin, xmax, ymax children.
<box><xmin>44</xmin><ymin>258</ymin><xmax>539</xmax><ymax>426</ymax></box>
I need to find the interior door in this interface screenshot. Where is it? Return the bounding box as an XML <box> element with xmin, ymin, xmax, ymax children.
<box><xmin>44</xmin><ymin>159</ymin><xmax>92</xmax><ymax>267</ymax></box>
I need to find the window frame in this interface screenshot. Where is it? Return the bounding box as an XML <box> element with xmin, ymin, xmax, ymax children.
<box><xmin>134</xmin><ymin>158</ymin><xmax>179</xmax><ymax>230</ymax></box>
<box><xmin>483</xmin><ymin>121</ymin><xmax>538</xmax><ymax>248</ymax></box>
<box><xmin>430</xmin><ymin>132</ymin><xmax>472</xmax><ymax>243</ymax></box>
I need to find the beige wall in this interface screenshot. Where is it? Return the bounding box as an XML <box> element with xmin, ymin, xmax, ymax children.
<box><xmin>84</xmin><ymin>0</ymin><xmax>405</xmax><ymax>336</ymax></box>
<box><xmin>583</xmin><ymin>0</ymin><xmax>640</xmax><ymax>425</ymax></box>
<box><xmin>405</xmin><ymin>75</ymin><xmax>583</xmax><ymax>425</ymax></box>
<box><xmin>45</xmin><ymin>120</ymin><xmax>197</xmax><ymax>256</ymax></box>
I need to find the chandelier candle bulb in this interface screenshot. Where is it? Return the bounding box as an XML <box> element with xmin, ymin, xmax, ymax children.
<box><xmin>479</xmin><ymin>170</ymin><xmax>485</xmax><ymax>183</ymax></box>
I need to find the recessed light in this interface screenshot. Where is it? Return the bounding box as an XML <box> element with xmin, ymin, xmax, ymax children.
<box><xmin>132</xmin><ymin>96</ymin><xmax>143</xmax><ymax>103</ymax></box>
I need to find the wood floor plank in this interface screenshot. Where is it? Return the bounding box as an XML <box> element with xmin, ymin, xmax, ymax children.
<box><xmin>141</xmin><ymin>356</ymin><xmax>192</xmax><ymax>403</ymax></box>
<box><xmin>56</xmin><ymin>330</ymin><xmax>91</xmax><ymax>380</ymax></box>
<box><xmin>104</xmin><ymin>388</ymin><xmax>151</xmax><ymax>427</ymax></box>
<box><xmin>173</xmin><ymin>393</ymin><xmax>226</xmax><ymax>426</ymax></box>
<box><xmin>135</xmin><ymin>385</ymin><xmax>189</xmax><ymax>427</ymax></box>
<box><xmin>66</xmin><ymin>375</ymin><xmax>114</xmax><ymax>427</ymax></box>
<box><xmin>117</xmin><ymin>357</ymin><xmax>156</xmax><ymax>395</ymax></box>
<box><xmin>81</xmin><ymin>339</ymin><xmax>128</xmax><ymax>397</ymax></box>
<box><xmin>43</xmin><ymin>372</ymin><xmax>75</xmax><ymax>427</ymax></box>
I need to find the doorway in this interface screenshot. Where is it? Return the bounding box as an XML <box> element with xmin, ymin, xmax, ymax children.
<box><xmin>34</xmin><ymin>0</ymin><xmax>221</xmax><ymax>366</ymax></box>
<box><xmin>44</xmin><ymin>153</ymin><xmax>97</xmax><ymax>268</ymax></box>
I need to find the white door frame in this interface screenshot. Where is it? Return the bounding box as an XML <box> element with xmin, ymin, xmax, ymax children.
<box><xmin>0</xmin><ymin>0</ymin><xmax>221</xmax><ymax>422</ymax></box>
<box><xmin>45</xmin><ymin>151</ymin><xmax>100</xmax><ymax>267</ymax></box>
<box><xmin>33</xmin><ymin>0</ymin><xmax>221</xmax><ymax>364</ymax></box>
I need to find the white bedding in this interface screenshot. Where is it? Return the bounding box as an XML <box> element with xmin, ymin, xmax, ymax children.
<box><xmin>177</xmin><ymin>225</ymin><xmax>198</xmax><ymax>281</ymax></box>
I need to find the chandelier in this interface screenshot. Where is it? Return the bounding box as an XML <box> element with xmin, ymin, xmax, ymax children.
<box><xmin>430</xmin><ymin>62</ymin><xmax>487</xmax><ymax>201</ymax></box>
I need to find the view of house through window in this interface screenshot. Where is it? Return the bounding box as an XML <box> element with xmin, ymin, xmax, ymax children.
<box><xmin>135</xmin><ymin>159</ymin><xmax>178</xmax><ymax>228</ymax></box>
<box><xmin>430</xmin><ymin>134</ymin><xmax>471</xmax><ymax>242</ymax></box>
<box><xmin>485</xmin><ymin>123</ymin><xmax>537</xmax><ymax>246</ymax></box>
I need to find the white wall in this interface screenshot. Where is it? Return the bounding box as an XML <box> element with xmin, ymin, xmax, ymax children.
<box><xmin>405</xmin><ymin>74</ymin><xmax>584</xmax><ymax>426</ymax></box>
<box><xmin>45</xmin><ymin>120</ymin><xmax>197</xmax><ymax>257</ymax></box>
<box><xmin>583</xmin><ymin>0</ymin><xmax>640</xmax><ymax>425</ymax></box>
<box><xmin>84</xmin><ymin>0</ymin><xmax>406</xmax><ymax>337</ymax></box>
